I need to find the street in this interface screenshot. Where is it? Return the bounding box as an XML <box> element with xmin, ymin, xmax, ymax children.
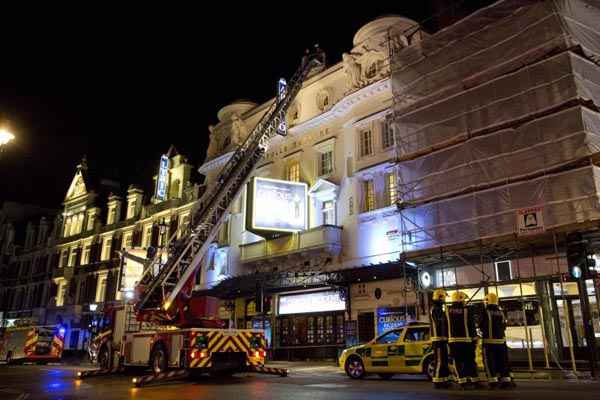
<box><xmin>1</xmin><ymin>363</ymin><xmax>599</xmax><ymax>400</ymax></box>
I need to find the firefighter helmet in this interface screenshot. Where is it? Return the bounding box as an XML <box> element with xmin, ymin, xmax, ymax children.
<box><xmin>432</xmin><ymin>289</ymin><xmax>448</xmax><ymax>301</ymax></box>
<box><xmin>484</xmin><ymin>292</ymin><xmax>499</xmax><ymax>305</ymax></box>
<box><xmin>451</xmin><ymin>291</ymin><xmax>467</xmax><ymax>303</ymax></box>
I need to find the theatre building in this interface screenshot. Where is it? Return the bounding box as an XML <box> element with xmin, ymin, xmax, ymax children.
<box><xmin>198</xmin><ymin>0</ymin><xmax>600</xmax><ymax>366</ymax></box>
<box><xmin>197</xmin><ymin>16</ymin><xmax>428</xmax><ymax>360</ymax></box>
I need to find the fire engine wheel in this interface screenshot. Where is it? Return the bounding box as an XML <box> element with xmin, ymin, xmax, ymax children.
<box><xmin>345</xmin><ymin>356</ymin><xmax>365</xmax><ymax>379</ymax></box>
<box><xmin>98</xmin><ymin>346</ymin><xmax>111</xmax><ymax>370</ymax></box>
<box><xmin>151</xmin><ymin>345</ymin><xmax>168</xmax><ymax>375</ymax></box>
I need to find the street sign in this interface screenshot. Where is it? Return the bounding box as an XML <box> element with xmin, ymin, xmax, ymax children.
<box><xmin>516</xmin><ymin>206</ymin><xmax>545</xmax><ymax>236</ymax></box>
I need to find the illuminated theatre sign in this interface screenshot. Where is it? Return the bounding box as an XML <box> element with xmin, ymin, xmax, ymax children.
<box><xmin>246</xmin><ymin>177</ymin><xmax>308</xmax><ymax>233</ymax></box>
<box><xmin>278</xmin><ymin>290</ymin><xmax>346</xmax><ymax>315</ymax></box>
<box><xmin>155</xmin><ymin>154</ymin><xmax>170</xmax><ymax>201</ymax></box>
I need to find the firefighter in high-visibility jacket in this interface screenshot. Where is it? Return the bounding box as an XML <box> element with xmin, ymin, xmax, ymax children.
<box><xmin>480</xmin><ymin>293</ymin><xmax>515</xmax><ymax>389</ymax></box>
<box><xmin>430</xmin><ymin>289</ymin><xmax>450</xmax><ymax>389</ymax></box>
<box><xmin>446</xmin><ymin>291</ymin><xmax>480</xmax><ymax>388</ymax></box>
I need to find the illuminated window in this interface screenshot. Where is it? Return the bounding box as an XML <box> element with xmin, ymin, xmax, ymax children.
<box><xmin>101</xmin><ymin>238</ymin><xmax>112</xmax><ymax>261</ymax></box>
<box><xmin>320</xmin><ymin>150</ymin><xmax>333</xmax><ymax>176</ymax></box>
<box><xmin>386</xmin><ymin>172</ymin><xmax>397</xmax><ymax>206</ymax></box>
<box><xmin>382</xmin><ymin>121</ymin><xmax>394</xmax><ymax>149</ymax></box>
<box><xmin>359</xmin><ymin>129</ymin><xmax>373</xmax><ymax>157</ymax></box>
<box><xmin>96</xmin><ymin>277</ymin><xmax>107</xmax><ymax>303</ymax></box>
<box><xmin>82</xmin><ymin>245</ymin><xmax>91</xmax><ymax>265</ymax></box>
<box><xmin>287</xmin><ymin>162</ymin><xmax>300</xmax><ymax>182</ymax></box>
<box><xmin>127</xmin><ymin>200</ymin><xmax>136</xmax><ymax>219</ymax></box>
<box><xmin>56</xmin><ymin>281</ymin><xmax>66</xmax><ymax>307</ymax></box>
<box><xmin>322</xmin><ymin>201</ymin><xmax>335</xmax><ymax>225</ymax></box>
<box><xmin>435</xmin><ymin>268</ymin><xmax>456</xmax><ymax>287</ymax></box>
<box><xmin>364</xmin><ymin>180</ymin><xmax>375</xmax><ymax>212</ymax></box>
<box><xmin>68</xmin><ymin>248</ymin><xmax>77</xmax><ymax>267</ymax></box>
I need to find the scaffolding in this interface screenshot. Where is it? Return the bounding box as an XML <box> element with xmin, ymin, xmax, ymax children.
<box><xmin>387</xmin><ymin>0</ymin><xmax>600</xmax><ymax>377</ymax></box>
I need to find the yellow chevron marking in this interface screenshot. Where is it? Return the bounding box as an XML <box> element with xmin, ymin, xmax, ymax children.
<box><xmin>208</xmin><ymin>333</ymin><xmax>223</xmax><ymax>350</ymax></box>
<box><xmin>198</xmin><ymin>357</ymin><xmax>210</xmax><ymax>368</ymax></box>
<box><xmin>210</xmin><ymin>335</ymin><xmax>228</xmax><ymax>353</ymax></box>
<box><xmin>230</xmin><ymin>335</ymin><xmax>248</xmax><ymax>352</ymax></box>
<box><xmin>236</xmin><ymin>333</ymin><xmax>251</xmax><ymax>350</ymax></box>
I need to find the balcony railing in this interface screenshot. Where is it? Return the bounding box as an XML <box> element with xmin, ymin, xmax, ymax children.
<box><xmin>240</xmin><ymin>225</ymin><xmax>342</xmax><ymax>263</ymax></box>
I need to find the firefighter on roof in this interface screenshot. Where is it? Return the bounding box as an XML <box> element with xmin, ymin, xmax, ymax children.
<box><xmin>480</xmin><ymin>292</ymin><xmax>515</xmax><ymax>389</ymax></box>
<box><xmin>446</xmin><ymin>291</ymin><xmax>480</xmax><ymax>388</ymax></box>
<box><xmin>430</xmin><ymin>289</ymin><xmax>450</xmax><ymax>389</ymax></box>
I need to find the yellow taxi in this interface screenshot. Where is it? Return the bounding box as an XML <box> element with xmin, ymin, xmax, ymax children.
<box><xmin>339</xmin><ymin>322</ymin><xmax>435</xmax><ymax>380</ymax></box>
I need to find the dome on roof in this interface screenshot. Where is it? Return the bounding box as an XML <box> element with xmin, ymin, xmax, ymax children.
<box><xmin>217</xmin><ymin>100</ymin><xmax>258</xmax><ymax>122</ymax></box>
<box><xmin>353</xmin><ymin>15</ymin><xmax>418</xmax><ymax>46</ymax></box>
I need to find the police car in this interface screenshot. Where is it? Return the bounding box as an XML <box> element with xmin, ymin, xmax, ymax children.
<box><xmin>339</xmin><ymin>322</ymin><xmax>436</xmax><ymax>380</ymax></box>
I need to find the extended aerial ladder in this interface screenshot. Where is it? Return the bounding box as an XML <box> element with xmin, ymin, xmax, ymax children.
<box><xmin>134</xmin><ymin>53</ymin><xmax>324</xmax><ymax>324</ymax></box>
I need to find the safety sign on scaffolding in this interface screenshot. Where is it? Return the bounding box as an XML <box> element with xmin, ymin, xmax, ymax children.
<box><xmin>516</xmin><ymin>206</ymin><xmax>545</xmax><ymax>236</ymax></box>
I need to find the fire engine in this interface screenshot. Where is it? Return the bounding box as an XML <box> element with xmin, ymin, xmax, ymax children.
<box><xmin>84</xmin><ymin>51</ymin><xmax>323</xmax><ymax>383</ymax></box>
<box><xmin>0</xmin><ymin>323</ymin><xmax>64</xmax><ymax>364</ymax></box>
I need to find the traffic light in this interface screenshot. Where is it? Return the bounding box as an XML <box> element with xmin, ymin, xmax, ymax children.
<box><xmin>566</xmin><ymin>232</ymin><xmax>588</xmax><ymax>280</ymax></box>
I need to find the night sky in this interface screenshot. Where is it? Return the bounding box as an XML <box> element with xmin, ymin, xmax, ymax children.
<box><xmin>0</xmin><ymin>1</ymin><xmax>493</xmax><ymax>209</ymax></box>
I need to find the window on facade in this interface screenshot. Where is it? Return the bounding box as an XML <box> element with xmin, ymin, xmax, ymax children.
<box><xmin>69</xmin><ymin>248</ymin><xmax>78</xmax><ymax>267</ymax></box>
<box><xmin>144</xmin><ymin>226</ymin><xmax>152</xmax><ymax>247</ymax></box>
<box><xmin>79</xmin><ymin>246</ymin><xmax>87</xmax><ymax>265</ymax></box>
<box><xmin>287</xmin><ymin>162</ymin><xmax>300</xmax><ymax>182</ymax></box>
<box><xmin>495</xmin><ymin>261</ymin><xmax>512</xmax><ymax>281</ymax></box>
<box><xmin>127</xmin><ymin>200</ymin><xmax>136</xmax><ymax>219</ymax></box>
<box><xmin>102</xmin><ymin>239</ymin><xmax>112</xmax><ymax>261</ymax></box>
<box><xmin>386</xmin><ymin>172</ymin><xmax>397</xmax><ymax>207</ymax></box>
<box><xmin>319</xmin><ymin>150</ymin><xmax>333</xmax><ymax>176</ymax></box>
<box><xmin>96</xmin><ymin>277</ymin><xmax>107</xmax><ymax>303</ymax></box>
<box><xmin>435</xmin><ymin>268</ymin><xmax>457</xmax><ymax>287</ymax></box>
<box><xmin>124</xmin><ymin>233</ymin><xmax>133</xmax><ymax>248</ymax></box>
<box><xmin>108</xmin><ymin>208</ymin><xmax>116</xmax><ymax>225</ymax></box>
<box><xmin>363</xmin><ymin>180</ymin><xmax>375</xmax><ymax>212</ymax></box>
<box><xmin>60</xmin><ymin>250</ymin><xmax>69</xmax><ymax>268</ymax></box>
<box><xmin>88</xmin><ymin>214</ymin><xmax>97</xmax><ymax>231</ymax></box>
<box><xmin>382</xmin><ymin>121</ymin><xmax>394</xmax><ymax>149</ymax></box>
<box><xmin>322</xmin><ymin>200</ymin><xmax>335</xmax><ymax>226</ymax></box>
<box><xmin>359</xmin><ymin>129</ymin><xmax>373</xmax><ymax>157</ymax></box>
<box><xmin>56</xmin><ymin>281</ymin><xmax>66</xmax><ymax>307</ymax></box>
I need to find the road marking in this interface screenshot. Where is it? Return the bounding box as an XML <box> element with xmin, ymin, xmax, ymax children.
<box><xmin>304</xmin><ymin>383</ymin><xmax>348</xmax><ymax>388</ymax></box>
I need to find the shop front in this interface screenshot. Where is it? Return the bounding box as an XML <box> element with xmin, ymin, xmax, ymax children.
<box><xmin>273</xmin><ymin>288</ymin><xmax>347</xmax><ymax>360</ymax></box>
<box><xmin>445</xmin><ymin>277</ymin><xmax>600</xmax><ymax>364</ymax></box>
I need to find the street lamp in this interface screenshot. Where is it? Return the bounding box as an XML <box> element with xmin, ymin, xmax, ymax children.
<box><xmin>0</xmin><ymin>128</ymin><xmax>15</xmax><ymax>150</ymax></box>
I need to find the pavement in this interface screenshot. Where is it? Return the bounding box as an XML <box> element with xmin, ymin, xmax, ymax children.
<box><xmin>0</xmin><ymin>361</ymin><xmax>599</xmax><ymax>400</ymax></box>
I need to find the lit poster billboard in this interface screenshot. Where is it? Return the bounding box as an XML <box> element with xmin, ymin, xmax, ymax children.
<box><xmin>246</xmin><ymin>177</ymin><xmax>307</xmax><ymax>233</ymax></box>
<box><xmin>278</xmin><ymin>290</ymin><xmax>346</xmax><ymax>315</ymax></box>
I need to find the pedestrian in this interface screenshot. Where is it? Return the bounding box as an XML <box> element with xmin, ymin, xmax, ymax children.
<box><xmin>446</xmin><ymin>291</ymin><xmax>481</xmax><ymax>389</ymax></box>
<box><xmin>480</xmin><ymin>292</ymin><xmax>516</xmax><ymax>389</ymax></box>
<box><xmin>430</xmin><ymin>289</ymin><xmax>450</xmax><ymax>389</ymax></box>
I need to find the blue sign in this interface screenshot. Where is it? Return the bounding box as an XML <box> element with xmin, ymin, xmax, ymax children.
<box><xmin>376</xmin><ymin>307</ymin><xmax>415</xmax><ymax>335</ymax></box>
<box><xmin>156</xmin><ymin>155</ymin><xmax>170</xmax><ymax>201</ymax></box>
